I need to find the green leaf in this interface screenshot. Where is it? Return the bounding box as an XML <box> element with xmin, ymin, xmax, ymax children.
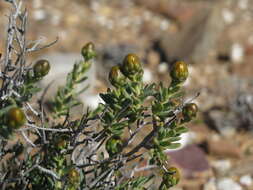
<box><xmin>168</xmin><ymin>85</ymin><xmax>180</xmax><ymax>94</ymax></box>
<box><xmin>100</xmin><ymin>93</ymin><xmax>116</xmax><ymax>105</ymax></box>
<box><xmin>167</xmin><ymin>136</ymin><xmax>181</xmax><ymax>142</ymax></box>
<box><xmin>103</xmin><ymin>111</ymin><xmax>114</xmax><ymax>124</ymax></box>
<box><xmin>166</xmin><ymin>143</ymin><xmax>181</xmax><ymax>149</ymax></box>
<box><xmin>160</xmin><ymin>140</ymin><xmax>171</xmax><ymax>147</ymax></box>
<box><xmin>77</xmin><ymin>85</ymin><xmax>89</xmax><ymax>95</ymax></box>
<box><xmin>152</xmin><ymin>102</ymin><xmax>163</xmax><ymax>114</ymax></box>
<box><xmin>175</xmin><ymin>126</ymin><xmax>188</xmax><ymax>134</ymax></box>
<box><xmin>76</xmin><ymin>76</ymin><xmax>88</xmax><ymax>83</ymax></box>
<box><xmin>142</xmin><ymin>83</ymin><xmax>156</xmax><ymax>98</ymax></box>
<box><xmin>157</xmin><ymin>110</ymin><xmax>173</xmax><ymax>118</ymax></box>
<box><xmin>121</xmin><ymin>88</ymin><xmax>132</xmax><ymax>100</ymax></box>
<box><xmin>29</xmin><ymin>86</ymin><xmax>41</xmax><ymax>94</ymax></box>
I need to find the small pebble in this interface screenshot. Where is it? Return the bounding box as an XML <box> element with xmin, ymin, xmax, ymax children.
<box><xmin>212</xmin><ymin>160</ymin><xmax>231</xmax><ymax>174</ymax></box>
<box><xmin>51</xmin><ymin>11</ymin><xmax>62</xmax><ymax>26</ymax></box>
<box><xmin>222</xmin><ymin>9</ymin><xmax>235</xmax><ymax>24</ymax></box>
<box><xmin>143</xmin><ymin>68</ymin><xmax>153</xmax><ymax>83</ymax></box>
<box><xmin>33</xmin><ymin>9</ymin><xmax>46</xmax><ymax>21</ymax></box>
<box><xmin>158</xmin><ymin>62</ymin><xmax>168</xmax><ymax>73</ymax></box>
<box><xmin>238</xmin><ymin>0</ymin><xmax>248</xmax><ymax>10</ymax></box>
<box><xmin>231</xmin><ymin>43</ymin><xmax>244</xmax><ymax>63</ymax></box>
<box><xmin>84</xmin><ymin>94</ymin><xmax>102</xmax><ymax>109</ymax></box>
<box><xmin>217</xmin><ymin>178</ymin><xmax>242</xmax><ymax>190</ymax></box>
<box><xmin>248</xmin><ymin>35</ymin><xmax>253</xmax><ymax>45</ymax></box>
<box><xmin>160</xmin><ymin>19</ymin><xmax>170</xmax><ymax>31</ymax></box>
<box><xmin>143</xmin><ymin>10</ymin><xmax>152</xmax><ymax>21</ymax></box>
<box><xmin>32</xmin><ymin>0</ymin><xmax>42</xmax><ymax>9</ymax></box>
<box><xmin>90</xmin><ymin>1</ymin><xmax>100</xmax><ymax>12</ymax></box>
<box><xmin>204</xmin><ymin>178</ymin><xmax>217</xmax><ymax>190</ymax></box>
<box><xmin>240</xmin><ymin>175</ymin><xmax>252</xmax><ymax>186</ymax></box>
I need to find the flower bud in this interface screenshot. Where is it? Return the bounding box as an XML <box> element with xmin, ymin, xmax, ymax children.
<box><xmin>182</xmin><ymin>103</ymin><xmax>198</xmax><ymax>121</ymax></box>
<box><xmin>121</xmin><ymin>53</ymin><xmax>143</xmax><ymax>79</ymax></box>
<box><xmin>105</xmin><ymin>136</ymin><xmax>123</xmax><ymax>156</ymax></box>
<box><xmin>170</xmin><ymin>61</ymin><xmax>188</xmax><ymax>83</ymax></box>
<box><xmin>162</xmin><ymin>167</ymin><xmax>180</xmax><ymax>188</ymax></box>
<box><xmin>109</xmin><ymin>66</ymin><xmax>126</xmax><ymax>87</ymax></box>
<box><xmin>56</xmin><ymin>135</ymin><xmax>69</xmax><ymax>149</ymax></box>
<box><xmin>33</xmin><ymin>59</ymin><xmax>50</xmax><ymax>78</ymax></box>
<box><xmin>81</xmin><ymin>42</ymin><xmax>96</xmax><ymax>60</ymax></box>
<box><xmin>6</xmin><ymin>107</ymin><xmax>26</xmax><ymax>129</ymax></box>
<box><xmin>68</xmin><ymin>168</ymin><xmax>80</xmax><ymax>184</ymax></box>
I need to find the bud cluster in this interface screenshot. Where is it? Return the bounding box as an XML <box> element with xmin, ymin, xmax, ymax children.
<box><xmin>108</xmin><ymin>53</ymin><xmax>143</xmax><ymax>88</ymax></box>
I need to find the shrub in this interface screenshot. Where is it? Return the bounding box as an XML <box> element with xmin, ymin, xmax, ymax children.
<box><xmin>0</xmin><ymin>0</ymin><xmax>198</xmax><ymax>189</ymax></box>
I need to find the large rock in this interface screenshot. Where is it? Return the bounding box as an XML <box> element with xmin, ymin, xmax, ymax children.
<box><xmin>207</xmin><ymin>139</ymin><xmax>241</xmax><ymax>158</ymax></box>
<box><xmin>167</xmin><ymin>144</ymin><xmax>210</xmax><ymax>178</ymax></box>
<box><xmin>138</xmin><ymin>0</ymin><xmax>226</xmax><ymax>63</ymax></box>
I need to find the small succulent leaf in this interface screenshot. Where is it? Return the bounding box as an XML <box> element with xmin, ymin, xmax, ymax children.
<box><xmin>175</xmin><ymin>126</ymin><xmax>188</xmax><ymax>134</ymax></box>
<box><xmin>166</xmin><ymin>143</ymin><xmax>181</xmax><ymax>149</ymax></box>
<box><xmin>99</xmin><ymin>93</ymin><xmax>116</xmax><ymax>105</ymax></box>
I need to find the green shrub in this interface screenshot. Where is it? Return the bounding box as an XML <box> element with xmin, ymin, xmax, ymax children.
<box><xmin>0</xmin><ymin>1</ymin><xmax>198</xmax><ymax>189</ymax></box>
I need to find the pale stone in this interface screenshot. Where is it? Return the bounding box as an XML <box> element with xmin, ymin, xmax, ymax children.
<box><xmin>32</xmin><ymin>0</ymin><xmax>42</xmax><ymax>9</ymax></box>
<box><xmin>33</xmin><ymin>9</ymin><xmax>46</xmax><ymax>21</ymax></box>
<box><xmin>222</xmin><ymin>9</ymin><xmax>235</xmax><ymax>24</ymax></box>
<box><xmin>231</xmin><ymin>43</ymin><xmax>244</xmax><ymax>63</ymax></box>
<box><xmin>217</xmin><ymin>178</ymin><xmax>242</xmax><ymax>190</ymax></box>
<box><xmin>212</xmin><ymin>160</ymin><xmax>231</xmax><ymax>174</ymax></box>
<box><xmin>238</xmin><ymin>0</ymin><xmax>248</xmax><ymax>10</ymax></box>
<box><xmin>158</xmin><ymin>62</ymin><xmax>168</xmax><ymax>74</ymax></box>
<box><xmin>204</xmin><ymin>178</ymin><xmax>217</xmax><ymax>190</ymax></box>
<box><xmin>83</xmin><ymin>94</ymin><xmax>103</xmax><ymax>110</ymax></box>
<box><xmin>240</xmin><ymin>175</ymin><xmax>252</xmax><ymax>186</ymax></box>
<box><xmin>160</xmin><ymin>19</ymin><xmax>170</xmax><ymax>31</ymax></box>
<box><xmin>143</xmin><ymin>68</ymin><xmax>153</xmax><ymax>83</ymax></box>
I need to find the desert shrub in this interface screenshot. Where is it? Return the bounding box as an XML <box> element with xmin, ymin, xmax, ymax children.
<box><xmin>0</xmin><ymin>1</ymin><xmax>198</xmax><ymax>189</ymax></box>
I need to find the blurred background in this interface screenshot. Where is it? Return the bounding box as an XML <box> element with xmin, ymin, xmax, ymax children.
<box><xmin>1</xmin><ymin>0</ymin><xmax>253</xmax><ymax>189</ymax></box>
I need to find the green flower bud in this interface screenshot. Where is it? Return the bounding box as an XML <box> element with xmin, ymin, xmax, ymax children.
<box><xmin>56</xmin><ymin>135</ymin><xmax>69</xmax><ymax>150</ymax></box>
<box><xmin>162</xmin><ymin>167</ymin><xmax>180</xmax><ymax>188</ymax></box>
<box><xmin>182</xmin><ymin>103</ymin><xmax>198</xmax><ymax>121</ymax></box>
<box><xmin>105</xmin><ymin>136</ymin><xmax>123</xmax><ymax>156</ymax></box>
<box><xmin>6</xmin><ymin>107</ymin><xmax>26</xmax><ymax>129</ymax></box>
<box><xmin>81</xmin><ymin>42</ymin><xmax>96</xmax><ymax>60</ymax></box>
<box><xmin>33</xmin><ymin>59</ymin><xmax>50</xmax><ymax>78</ymax></box>
<box><xmin>109</xmin><ymin>66</ymin><xmax>126</xmax><ymax>87</ymax></box>
<box><xmin>121</xmin><ymin>53</ymin><xmax>143</xmax><ymax>79</ymax></box>
<box><xmin>170</xmin><ymin>61</ymin><xmax>188</xmax><ymax>83</ymax></box>
<box><xmin>68</xmin><ymin>168</ymin><xmax>80</xmax><ymax>184</ymax></box>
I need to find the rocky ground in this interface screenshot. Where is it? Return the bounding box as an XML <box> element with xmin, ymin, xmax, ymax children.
<box><xmin>1</xmin><ymin>0</ymin><xmax>253</xmax><ymax>189</ymax></box>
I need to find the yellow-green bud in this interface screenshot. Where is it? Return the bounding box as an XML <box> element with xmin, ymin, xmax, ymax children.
<box><xmin>162</xmin><ymin>167</ymin><xmax>180</xmax><ymax>188</ymax></box>
<box><xmin>182</xmin><ymin>103</ymin><xmax>198</xmax><ymax>121</ymax></box>
<box><xmin>68</xmin><ymin>168</ymin><xmax>80</xmax><ymax>184</ymax></box>
<box><xmin>6</xmin><ymin>107</ymin><xmax>26</xmax><ymax>129</ymax></box>
<box><xmin>81</xmin><ymin>42</ymin><xmax>96</xmax><ymax>60</ymax></box>
<box><xmin>121</xmin><ymin>53</ymin><xmax>143</xmax><ymax>79</ymax></box>
<box><xmin>170</xmin><ymin>61</ymin><xmax>188</xmax><ymax>83</ymax></box>
<box><xmin>33</xmin><ymin>59</ymin><xmax>50</xmax><ymax>78</ymax></box>
<box><xmin>109</xmin><ymin>66</ymin><xmax>126</xmax><ymax>87</ymax></box>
